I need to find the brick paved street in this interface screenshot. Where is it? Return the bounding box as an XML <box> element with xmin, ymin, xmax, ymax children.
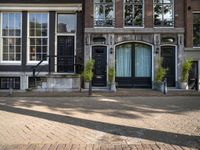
<box><xmin>0</xmin><ymin>96</ymin><xmax>200</xmax><ymax>149</ymax></box>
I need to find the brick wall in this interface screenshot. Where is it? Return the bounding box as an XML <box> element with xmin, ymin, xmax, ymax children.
<box><xmin>85</xmin><ymin>0</ymin><xmax>93</xmax><ymax>28</ymax></box>
<box><xmin>185</xmin><ymin>0</ymin><xmax>200</xmax><ymax>47</ymax></box>
<box><xmin>174</xmin><ymin>0</ymin><xmax>184</xmax><ymax>28</ymax></box>
<box><xmin>85</xmin><ymin>0</ymin><xmax>185</xmax><ymax>29</ymax></box>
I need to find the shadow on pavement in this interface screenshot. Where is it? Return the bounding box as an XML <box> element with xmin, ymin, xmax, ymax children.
<box><xmin>0</xmin><ymin>104</ymin><xmax>199</xmax><ymax>149</ymax></box>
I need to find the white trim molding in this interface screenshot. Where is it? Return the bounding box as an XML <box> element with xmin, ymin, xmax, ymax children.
<box><xmin>0</xmin><ymin>4</ymin><xmax>82</xmax><ymax>12</ymax></box>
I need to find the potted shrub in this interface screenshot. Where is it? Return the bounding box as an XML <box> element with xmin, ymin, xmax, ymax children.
<box><xmin>108</xmin><ymin>66</ymin><xmax>116</xmax><ymax>92</ymax></box>
<box><xmin>154</xmin><ymin>59</ymin><xmax>168</xmax><ymax>92</ymax></box>
<box><xmin>179</xmin><ymin>59</ymin><xmax>193</xmax><ymax>89</ymax></box>
<box><xmin>83</xmin><ymin>59</ymin><xmax>95</xmax><ymax>95</ymax></box>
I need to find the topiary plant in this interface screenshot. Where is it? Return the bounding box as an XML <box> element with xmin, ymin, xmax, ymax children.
<box><xmin>181</xmin><ymin>59</ymin><xmax>193</xmax><ymax>82</ymax></box>
<box><xmin>83</xmin><ymin>59</ymin><xmax>95</xmax><ymax>82</ymax></box>
<box><xmin>108</xmin><ymin>66</ymin><xmax>115</xmax><ymax>84</ymax></box>
<box><xmin>155</xmin><ymin>59</ymin><xmax>168</xmax><ymax>82</ymax></box>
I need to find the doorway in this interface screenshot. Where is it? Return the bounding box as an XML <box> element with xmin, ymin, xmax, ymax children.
<box><xmin>92</xmin><ymin>46</ymin><xmax>107</xmax><ymax>86</ymax></box>
<box><xmin>57</xmin><ymin>36</ymin><xmax>75</xmax><ymax>73</ymax></box>
<box><xmin>161</xmin><ymin>46</ymin><xmax>176</xmax><ymax>87</ymax></box>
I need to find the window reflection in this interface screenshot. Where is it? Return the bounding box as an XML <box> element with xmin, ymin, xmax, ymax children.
<box><xmin>94</xmin><ymin>0</ymin><xmax>114</xmax><ymax>27</ymax></box>
<box><xmin>154</xmin><ymin>0</ymin><xmax>173</xmax><ymax>27</ymax></box>
<box><xmin>2</xmin><ymin>12</ymin><xmax>22</xmax><ymax>61</ymax></box>
<box><xmin>193</xmin><ymin>13</ymin><xmax>200</xmax><ymax>47</ymax></box>
<box><xmin>57</xmin><ymin>14</ymin><xmax>76</xmax><ymax>33</ymax></box>
<box><xmin>29</xmin><ymin>13</ymin><xmax>48</xmax><ymax>61</ymax></box>
<box><xmin>124</xmin><ymin>0</ymin><xmax>143</xmax><ymax>27</ymax></box>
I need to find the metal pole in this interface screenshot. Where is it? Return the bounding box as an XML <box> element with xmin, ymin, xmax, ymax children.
<box><xmin>9</xmin><ymin>78</ymin><xmax>13</xmax><ymax>96</ymax></box>
<box><xmin>48</xmin><ymin>55</ymin><xmax>51</xmax><ymax>75</ymax></box>
<box><xmin>89</xmin><ymin>81</ymin><xmax>92</xmax><ymax>96</ymax></box>
<box><xmin>164</xmin><ymin>78</ymin><xmax>168</xmax><ymax>95</ymax></box>
<box><xmin>33</xmin><ymin>68</ymin><xmax>36</xmax><ymax>87</ymax></box>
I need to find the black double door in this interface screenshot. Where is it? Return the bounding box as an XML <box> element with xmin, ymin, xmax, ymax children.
<box><xmin>161</xmin><ymin>46</ymin><xmax>176</xmax><ymax>87</ymax></box>
<box><xmin>92</xmin><ymin>46</ymin><xmax>107</xmax><ymax>86</ymax></box>
<box><xmin>57</xmin><ymin>36</ymin><xmax>74</xmax><ymax>73</ymax></box>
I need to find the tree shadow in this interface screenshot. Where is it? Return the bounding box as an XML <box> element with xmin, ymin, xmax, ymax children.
<box><xmin>0</xmin><ymin>104</ymin><xmax>199</xmax><ymax>149</ymax></box>
<box><xmin>0</xmin><ymin>97</ymin><xmax>200</xmax><ymax>119</ymax></box>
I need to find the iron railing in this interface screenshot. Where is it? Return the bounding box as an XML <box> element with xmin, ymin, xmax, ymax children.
<box><xmin>32</xmin><ymin>55</ymin><xmax>83</xmax><ymax>87</ymax></box>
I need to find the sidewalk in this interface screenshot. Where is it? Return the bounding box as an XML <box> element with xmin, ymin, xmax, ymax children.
<box><xmin>0</xmin><ymin>143</ymin><xmax>197</xmax><ymax>150</ymax></box>
<box><xmin>0</xmin><ymin>96</ymin><xmax>199</xmax><ymax>150</ymax></box>
<box><xmin>0</xmin><ymin>88</ymin><xmax>200</xmax><ymax>97</ymax></box>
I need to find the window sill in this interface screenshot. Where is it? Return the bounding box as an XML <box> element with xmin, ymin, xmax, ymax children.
<box><xmin>0</xmin><ymin>62</ymin><xmax>21</xmax><ymax>65</ymax></box>
<box><xmin>27</xmin><ymin>61</ymin><xmax>48</xmax><ymax>66</ymax></box>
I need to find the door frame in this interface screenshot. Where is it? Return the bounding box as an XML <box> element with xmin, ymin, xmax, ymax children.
<box><xmin>160</xmin><ymin>44</ymin><xmax>177</xmax><ymax>87</ymax></box>
<box><xmin>55</xmin><ymin>12</ymin><xmax>77</xmax><ymax>73</ymax></box>
<box><xmin>114</xmin><ymin>41</ymin><xmax>154</xmax><ymax>88</ymax></box>
<box><xmin>90</xmin><ymin>45</ymin><xmax>108</xmax><ymax>86</ymax></box>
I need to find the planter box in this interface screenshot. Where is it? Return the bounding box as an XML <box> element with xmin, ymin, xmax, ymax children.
<box><xmin>84</xmin><ymin>82</ymin><xmax>89</xmax><ymax>89</ymax></box>
<box><xmin>153</xmin><ymin>82</ymin><xmax>164</xmax><ymax>92</ymax></box>
<box><xmin>179</xmin><ymin>82</ymin><xmax>189</xmax><ymax>90</ymax></box>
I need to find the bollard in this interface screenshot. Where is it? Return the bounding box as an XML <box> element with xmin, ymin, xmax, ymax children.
<box><xmin>163</xmin><ymin>78</ymin><xmax>168</xmax><ymax>95</ymax></box>
<box><xmin>9</xmin><ymin>78</ymin><xmax>13</xmax><ymax>96</ymax></box>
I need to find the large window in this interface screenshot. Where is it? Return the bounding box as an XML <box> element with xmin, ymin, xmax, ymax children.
<box><xmin>94</xmin><ymin>0</ymin><xmax>114</xmax><ymax>27</ymax></box>
<box><xmin>28</xmin><ymin>12</ymin><xmax>49</xmax><ymax>62</ymax></box>
<box><xmin>1</xmin><ymin>12</ymin><xmax>22</xmax><ymax>62</ymax></box>
<box><xmin>135</xmin><ymin>44</ymin><xmax>151</xmax><ymax>77</ymax></box>
<box><xmin>193</xmin><ymin>13</ymin><xmax>200</xmax><ymax>47</ymax></box>
<box><xmin>154</xmin><ymin>0</ymin><xmax>173</xmax><ymax>27</ymax></box>
<box><xmin>116</xmin><ymin>43</ymin><xmax>152</xmax><ymax>78</ymax></box>
<box><xmin>124</xmin><ymin>0</ymin><xmax>143</xmax><ymax>27</ymax></box>
<box><xmin>116</xmin><ymin>44</ymin><xmax>132</xmax><ymax>77</ymax></box>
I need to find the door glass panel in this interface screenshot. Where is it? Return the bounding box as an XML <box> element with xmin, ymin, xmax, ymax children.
<box><xmin>116</xmin><ymin>44</ymin><xmax>132</xmax><ymax>77</ymax></box>
<box><xmin>135</xmin><ymin>44</ymin><xmax>151</xmax><ymax>77</ymax></box>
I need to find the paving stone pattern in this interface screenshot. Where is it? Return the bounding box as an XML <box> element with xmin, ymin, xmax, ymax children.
<box><xmin>0</xmin><ymin>96</ymin><xmax>199</xmax><ymax>150</ymax></box>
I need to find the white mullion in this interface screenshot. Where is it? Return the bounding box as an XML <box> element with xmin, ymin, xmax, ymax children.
<box><xmin>14</xmin><ymin>13</ymin><xmax>16</xmax><ymax>61</ymax></box>
<box><xmin>8</xmin><ymin>13</ymin><xmax>10</xmax><ymax>61</ymax></box>
<box><xmin>132</xmin><ymin>2</ymin><xmax>135</xmax><ymax>26</ymax></box>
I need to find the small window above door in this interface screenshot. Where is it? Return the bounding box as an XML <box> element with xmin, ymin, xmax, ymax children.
<box><xmin>57</xmin><ymin>14</ymin><xmax>76</xmax><ymax>34</ymax></box>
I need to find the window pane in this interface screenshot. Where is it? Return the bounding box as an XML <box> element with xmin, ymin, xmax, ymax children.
<box><xmin>125</xmin><ymin>5</ymin><xmax>133</xmax><ymax>26</ymax></box>
<box><xmin>154</xmin><ymin>0</ymin><xmax>173</xmax><ymax>27</ymax></box>
<box><xmin>15</xmin><ymin>13</ymin><xmax>21</xmax><ymax>36</ymax></box>
<box><xmin>94</xmin><ymin>0</ymin><xmax>114</xmax><ymax>27</ymax></box>
<box><xmin>2</xmin><ymin>14</ymin><xmax>9</xmax><ymax>36</ymax></box>
<box><xmin>135</xmin><ymin>44</ymin><xmax>151</xmax><ymax>77</ymax></box>
<box><xmin>9</xmin><ymin>13</ymin><xmax>15</xmax><ymax>36</ymax></box>
<box><xmin>116</xmin><ymin>44</ymin><xmax>132</xmax><ymax>77</ymax></box>
<box><xmin>57</xmin><ymin>14</ymin><xmax>76</xmax><ymax>33</ymax></box>
<box><xmin>134</xmin><ymin>5</ymin><xmax>143</xmax><ymax>26</ymax></box>
<box><xmin>193</xmin><ymin>13</ymin><xmax>200</xmax><ymax>47</ymax></box>
<box><xmin>124</xmin><ymin>1</ymin><xmax>143</xmax><ymax>27</ymax></box>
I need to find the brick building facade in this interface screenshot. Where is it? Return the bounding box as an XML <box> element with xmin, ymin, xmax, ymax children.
<box><xmin>84</xmin><ymin>0</ymin><xmax>192</xmax><ymax>89</ymax></box>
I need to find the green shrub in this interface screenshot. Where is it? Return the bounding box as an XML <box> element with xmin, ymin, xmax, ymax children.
<box><xmin>182</xmin><ymin>59</ymin><xmax>193</xmax><ymax>82</ymax></box>
<box><xmin>82</xmin><ymin>59</ymin><xmax>95</xmax><ymax>82</ymax></box>
<box><xmin>108</xmin><ymin>66</ymin><xmax>115</xmax><ymax>84</ymax></box>
<box><xmin>155</xmin><ymin>59</ymin><xmax>168</xmax><ymax>82</ymax></box>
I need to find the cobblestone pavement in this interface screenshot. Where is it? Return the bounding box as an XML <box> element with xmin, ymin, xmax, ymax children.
<box><xmin>0</xmin><ymin>96</ymin><xmax>200</xmax><ymax>149</ymax></box>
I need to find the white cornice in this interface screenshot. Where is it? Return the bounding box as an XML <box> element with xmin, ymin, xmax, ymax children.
<box><xmin>0</xmin><ymin>3</ymin><xmax>82</xmax><ymax>11</ymax></box>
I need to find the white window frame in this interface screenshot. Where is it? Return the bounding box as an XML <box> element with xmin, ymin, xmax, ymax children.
<box><xmin>55</xmin><ymin>12</ymin><xmax>77</xmax><ymax>73</ymax></box>
<box><xmin>93</xmin><ymin>0</ymin><xmax>115</xmax><ymax>28</ymax></box>
<box><xmin>193</xmin><ymin>12</ymin><xmax>200</xmax><ymax>48</ymax></box>
<box><xmin>0</xmin><ymin>12</ymin><xmax>22</xmax><ymax>65</ymax></box>
<box><xmin>123</xmin><ymin>0</ymin><xmax>144</xmax><ymax>28</ymax></box>
<box><xmin>153</xmin><ymin>0</ymin><xmax>174</xmax><ymax>28</ymax></box>
<box><xmin>27</xmin><ymin>12</ymin><xmax>49</xmax><ymax>65</ymax></box>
